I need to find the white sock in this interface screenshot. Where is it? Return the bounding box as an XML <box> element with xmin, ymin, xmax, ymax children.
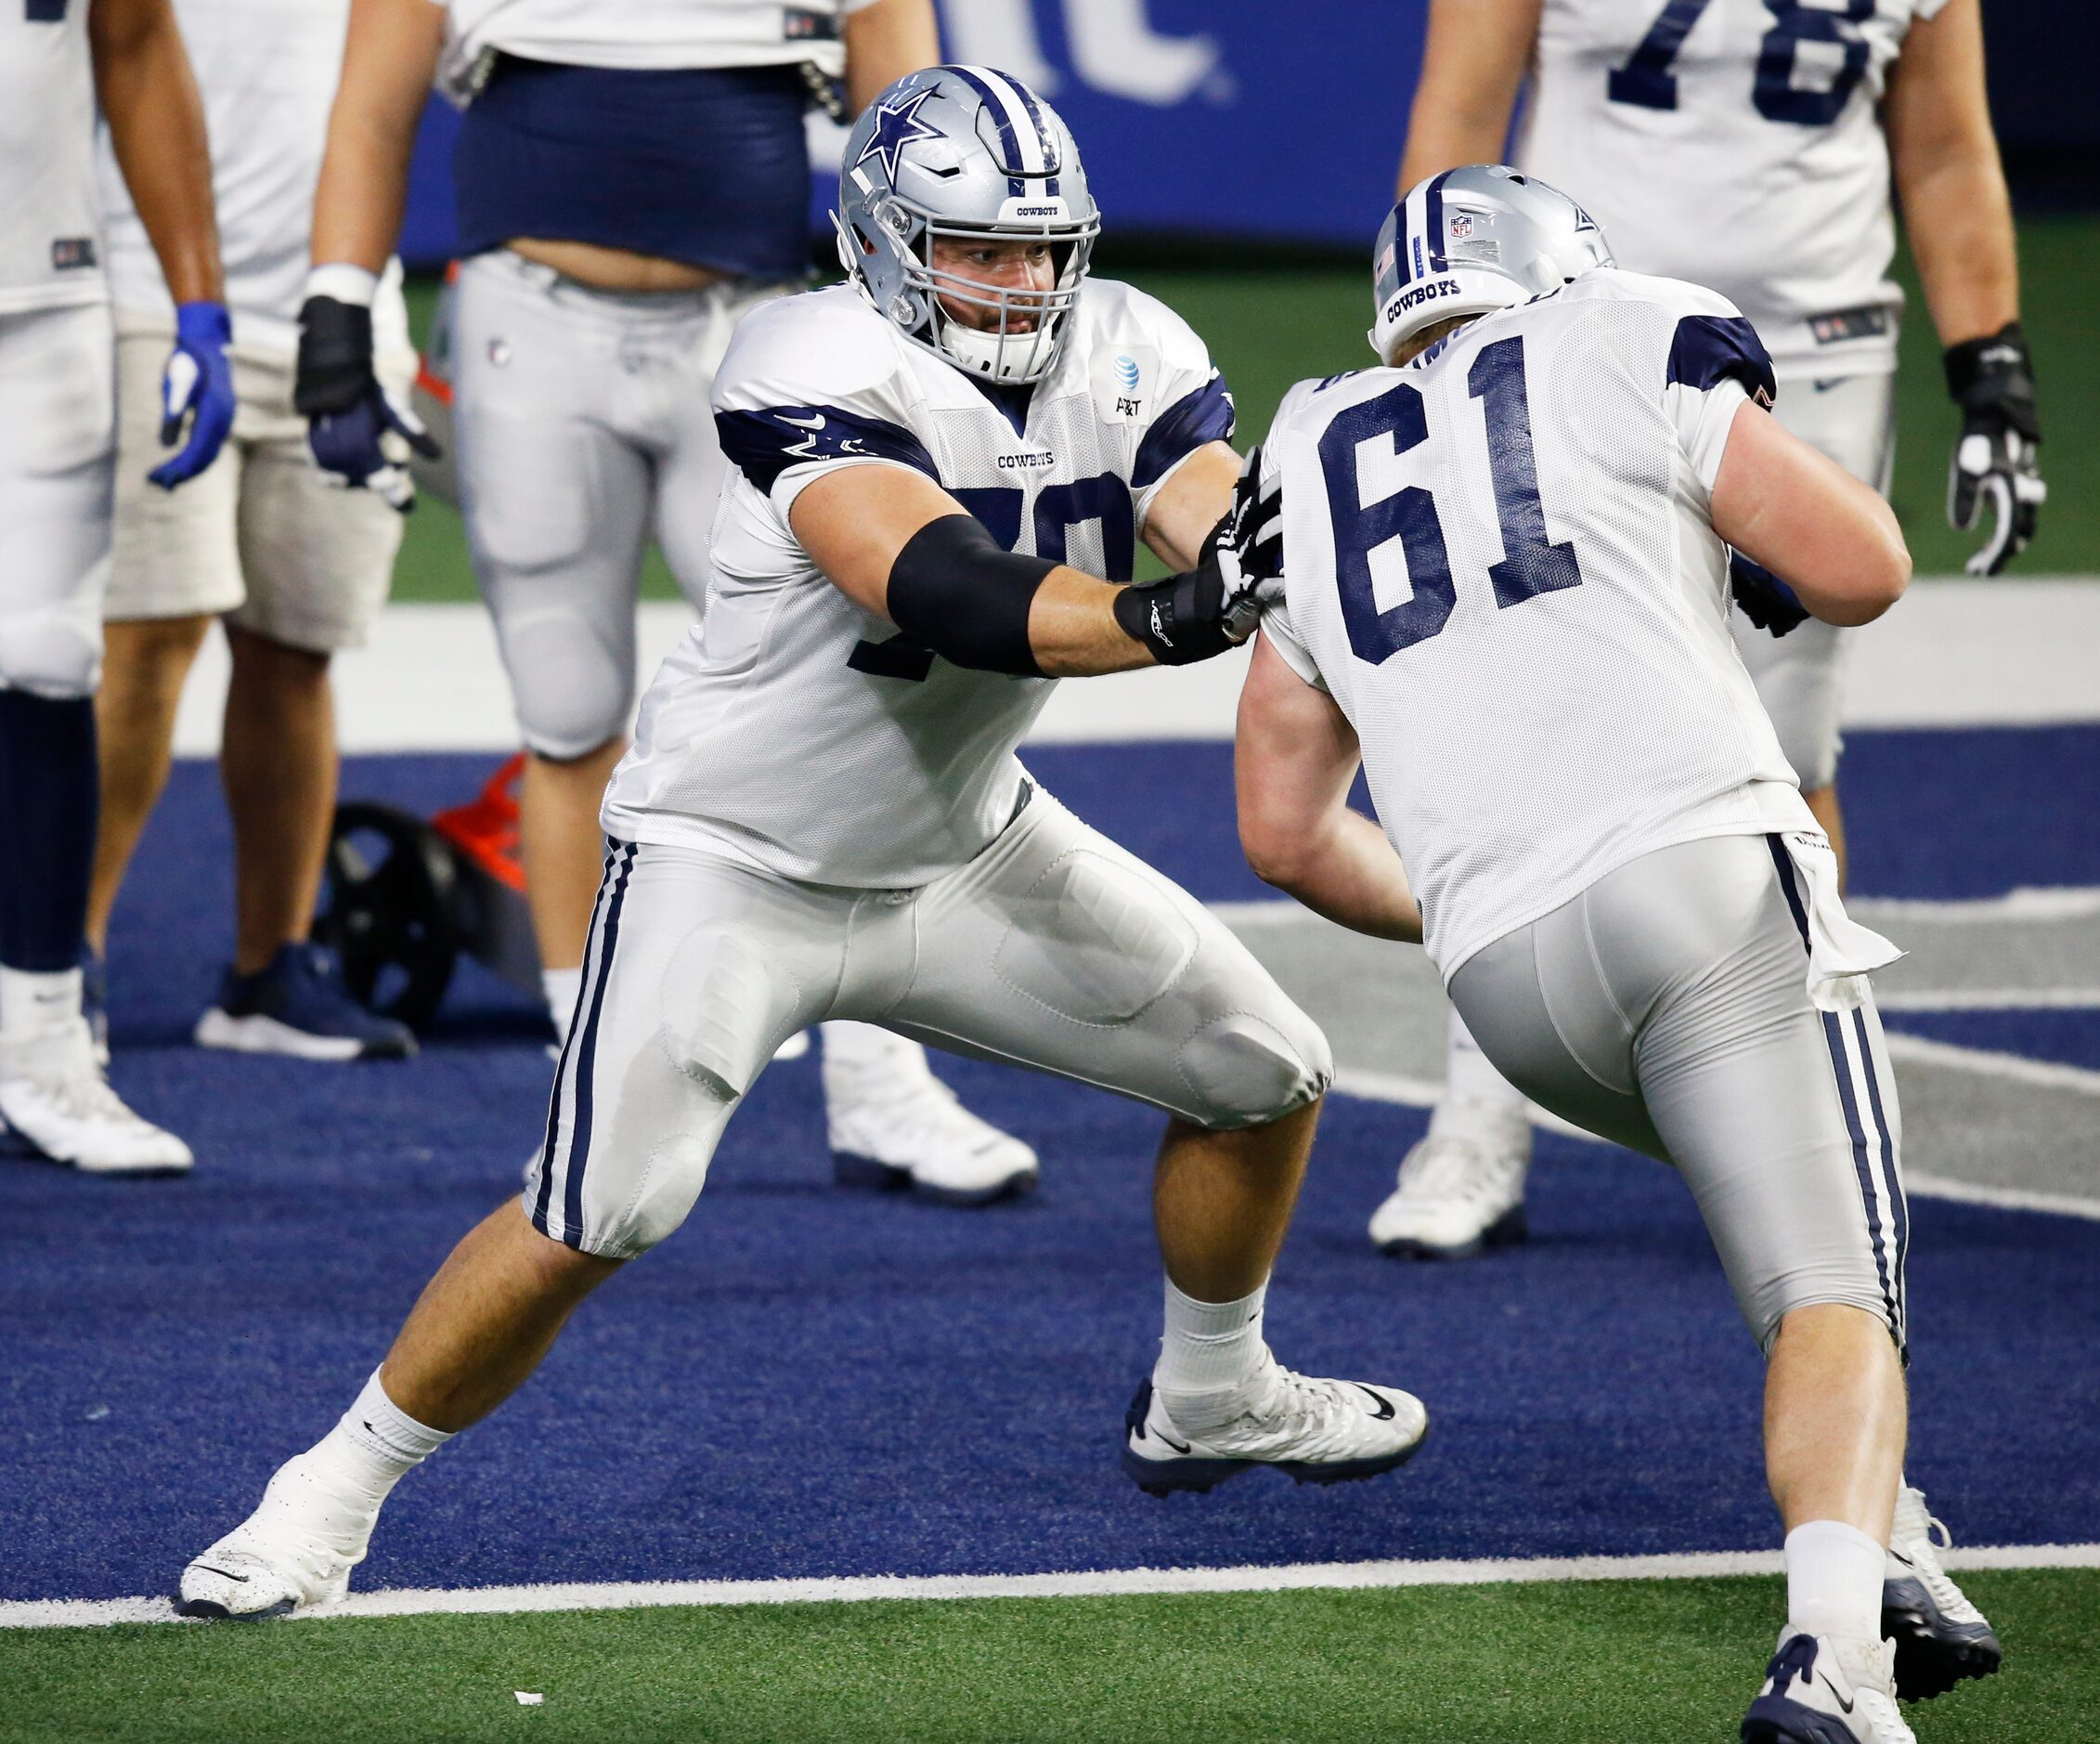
<box><xmin>543</xmin><ymin>967</ymin><xmax>583</xmax><ymax>1047</ymax></box>
<box><xmin>1429</xmin><ymin>1007</ymin><xmax>1530</xmax><ymax>1139</ymax></box>
<box><xmin>1785</xmin><ymin>1519</ymin><xmax>1887</xmax><ymax>1642</ymax></box>
<box><xmin>0</xmin><ymin>966</ymin><xmax>83</xmax><ymax>1039</ymax></box>
<box><xmin>306</xmin><ymin>1370</ymin><xmax>454</xmax><ymax>1508</ymax></box>
<box><xmin>1154</xmin><ymin>1279</ymin><xmax>1270</xmax><ymax>1421</ymax></box>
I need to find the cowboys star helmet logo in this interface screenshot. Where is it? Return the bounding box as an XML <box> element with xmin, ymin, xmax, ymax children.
<box><xmin>854</xmin><ymin>85</ymin><xmax>943</xmax><ymax>182</ymax></box>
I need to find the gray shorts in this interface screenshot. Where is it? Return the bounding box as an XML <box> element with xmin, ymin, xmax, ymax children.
<box><xmin>1448</xmin><ymin>831</ymin><xmax>1907</xmax><ymax>1353</ymax></box>
<box><xmin>525</xmin><ymin>787</ymin><xmax>1331</xmax><ymax>1257</ymax></box>
<box><xmin>1729</xmin><ymin>370</ymin><xmax>1896</xmax><ymax>789</ymax></box>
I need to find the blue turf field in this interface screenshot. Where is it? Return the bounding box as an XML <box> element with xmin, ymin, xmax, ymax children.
<box><xmin>4</xmin><ymin>729</ymin><xmax>2096</xmax><ymax>1604</ymax></box>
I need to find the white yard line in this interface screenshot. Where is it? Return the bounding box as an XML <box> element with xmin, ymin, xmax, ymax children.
<box><xmin>8</xmin><ymin>1542</ymin><xmax>2097</xmax><ymax>1631</ymax></box>
<box><xmin>1876</xmin><ymin>988</ymin><xmax>2100</xmax><ymax>1011</ymax></box>
<box><xmin>1880</xmin><ymin>1031</ymin><xmax>2100</xmax><ymax>1098</ymax></box>
<box><xmin>1852</xmin><ymin>888</ymin><xmax>2100</xmax><ymax>924</ymax></box>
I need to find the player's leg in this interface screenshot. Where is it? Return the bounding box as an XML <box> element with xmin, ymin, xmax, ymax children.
<box><xmin>193</xmin><ymin>344</ymin><xmax>412</xmax><ymax>1060</ymax></box>
<box><xmin>1732</xmin><ymin>371</ymin><xmax>1897</xmax><ymax>885</ymax></box>
<box><xmin>884</xmin><ymin>787</ymin><xmax>1425</xmax><ymax>1491</ymax></box>
<box><xmin>87</xmin><ymin>326</ymin><xmax>237</xmax><ymax>991</ymax></box>
<box><xmin>178</xmin><ymin>841</ymin><xmax>847</xmax><ymax>1617</ymax></box>
<box><xmin>0</xmin><ymin>304</ymin><xmax>188</xmax><ymax>1175</ymax></box>
<box><xmin>1367</xmin><ymin>1003</ymin><xmax>1533</xmax><ymax>1258</ymax></box>
<box><xmin>453</xmin><ymin>252</ymin><xmax>652</xmax><ymax>1037</ymax></box>
<box><xmin>647</xmin><ymin>279</ymin><xmax>1035</xmax><ymax>1205</ymax></box>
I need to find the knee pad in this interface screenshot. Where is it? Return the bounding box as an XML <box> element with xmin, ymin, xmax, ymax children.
<box><xmin>1176</xmin><ymin>1009</ymin><xmax>1332</xmax><ymax>1129</ymax></box>
<box><xmin>495</xmin><ymin>607</ymin><xmax>634</xmax><ymax>760</ymax></box>
<box><xmin>0</xmin><ymin>605</ymin><xmax>101</xmax><ymax>698</ymax></box>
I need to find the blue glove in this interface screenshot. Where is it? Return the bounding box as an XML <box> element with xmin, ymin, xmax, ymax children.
<box><xmin>1728</xmin><ymin>548</ymin><xmax>1808</xmax><ymax>637</ymax></box>
<box><xmin>149</xmin><ymin>300</ymin><xmax>236</xmax><ymax>489</ymax></box>
<box><xmin>296</xmin><ymin>293</ymin><xmax>439</xmax><ymax>512</ymax></box>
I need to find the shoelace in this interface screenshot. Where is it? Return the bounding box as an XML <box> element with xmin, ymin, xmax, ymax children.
<box><xmin>1395</xmin><ymin>1134</ymin><xmax>1514</xmax><ymax>1206</ymax></box>
<box><xmin>1894</xmin><ymin>1494</ymin><xmax>1979</xmax><ymax>1619</ymax></box>
<box><xmin>32</xmin><ymin>1065</ymin><xmax>152</xmax><ymax>1130</ymax></box>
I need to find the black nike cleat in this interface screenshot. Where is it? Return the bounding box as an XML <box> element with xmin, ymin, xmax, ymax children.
<box><xmin>1882</xmin><ymin>1486</ymin><xmax>2003</xmax><ymax>1700</ymax></box>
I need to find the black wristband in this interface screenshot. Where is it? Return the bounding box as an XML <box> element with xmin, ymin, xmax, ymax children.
<box><xmin>1943</xmin><ymin>321</ymin><xmax>2039</xmax><ymax>439</ymax></box>
<box><xmin>885</xmin><ymin>514</ymin><xmax>1052</xmax><ymax>678</ymax></box>
<box><xmin>294</xmin><ymin>295</ymin><xmax>378</xmax><ymax>418</ymax></box>
<box><xmin>1112</xmin><ymin>557</ymin><xmax>1233</xmax><ymax>667</ymax></box>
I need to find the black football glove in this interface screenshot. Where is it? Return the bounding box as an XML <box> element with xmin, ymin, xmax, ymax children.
<box><xmin>296</xmin><ymin>294</ymin><xmax>439</xmax><ymax>513</ymax></box>
<box><xmin>1944</xmin><ymin>321</ymin><xmax>2044</xmax><ymax>576</ymax></box>
<box><xmin>1112</xmin><ymin>444</ymin><xmax>1286</xmax><ymax>665</ymax></box>
<box><xmin>1728</xmin><ymin>547</ymin><xmax>1809</xmax><ymax>637</ymax></box>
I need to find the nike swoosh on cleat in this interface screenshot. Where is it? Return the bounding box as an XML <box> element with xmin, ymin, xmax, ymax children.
<box><xmin>193</xmin><ymin>1565</ymin><xmax>250</xmax><ymax>1583</ymax></box>
<box><xmin>1158</xmin><ymin>1431</ymin><xmax>1192</xmax><ymax>1454</ymax></box>
<box><xmin>1817</xmin><ymin>1672</ymin><xmax>1856</xmax><ymax>1714</ymax></box>
<box><xmin>1355</xmin><ymin>1385</ymin><xmax>1396</xmax><ymax>1421</ymax></box>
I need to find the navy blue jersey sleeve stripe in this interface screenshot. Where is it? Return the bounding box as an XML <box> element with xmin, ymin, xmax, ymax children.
<box><xmin>716</xmin><ymin>405</ymin><xmax>941</xmax><ymax>495</ymax></box>
<box><xmin>1667</xmin><ymin>313</ymin><xmax>1778</xmax><ymax>406</ymax></box>
<box><xmin>1132</xmin><ymin>371</ymin><xmax>1237</xmax><ymax>491</ymax></box>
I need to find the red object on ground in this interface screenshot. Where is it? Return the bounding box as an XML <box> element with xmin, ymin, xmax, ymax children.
<box><xmin>434</xmin><ymin>752</ymin><xmax>527</xmax><ymax>892</ymax></box>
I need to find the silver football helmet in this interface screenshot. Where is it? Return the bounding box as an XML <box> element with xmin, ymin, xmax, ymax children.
<box><xmin>835</xmin><ymin>66</ymin><xmax>1100</xmax><ymax>385</ymax></box>
<box><xmin>1369</xmin><ymin>165</ymin><xmax>1614</xmax><ymax>363</ymax></box>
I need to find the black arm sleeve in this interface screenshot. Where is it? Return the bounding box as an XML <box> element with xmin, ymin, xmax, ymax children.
<box><xmin>884</xmin><ymin>514</ymin><xmax>1056</xmax><ymax>679</ymax></box>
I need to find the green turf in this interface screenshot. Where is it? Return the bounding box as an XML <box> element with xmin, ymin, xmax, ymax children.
<box><xmin>3</xmin><ymin>1569</ymin><xmax>2093</xmax><ymax>1742</ymax></box>
<box><xmin>391</xmin><ymin>215</ymin><xmax>2097</xmax><ymax>603</ymax></box>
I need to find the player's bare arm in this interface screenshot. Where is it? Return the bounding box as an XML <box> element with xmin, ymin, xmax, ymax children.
<box><xmin>1886</xmin><ymin>0</ymin><xmax>2042</xmax><ymax>575</ymax></box>
<box><xmin>1235</xmin><ymin>633</ymin><xmax>1422</xmax><ymax>944</ymax></box>
<box><xmin>311</xmin><ymin>0</ymin><xmax>444</xmax><ymax>276</ymax></box>
<box><xmin>1139</xmin><ymin>440</ymin><xmax>1242</xmax><ymax>571</ymax></box>
<box><xmin>792</xmin><ymin>463</ymin><xmax>1164</xmax><ymax>678</ymax></box>
<box><xmin>843</xmin><ymin>0</ymin><xmax>939</xmax><ymax>117</ymax></box>
<box><xmin>91</xmin><ymin>0</ymin><xmax>220</xmax><ymax>306</ymax></box>
<box><xmin>1711</xmin><ymin>401</ymin><xmax>1911</xmax><ymax>628</ymax></box>
<box><xmin>1395</xmin><ymin>0</ymin><xmax>1541</xmax><ymax>192</ymax></box>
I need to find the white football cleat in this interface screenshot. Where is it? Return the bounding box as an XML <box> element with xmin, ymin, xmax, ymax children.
<box><xmin>1883</xmin><ymin>1485</ymin><xmax>2003</xmax><ymax>1699</ymax></box>
<box><xmin>1368</xmin><ymin>1113</ymin><xmax>1529</xmax><ymax>1258</ymax></box>
<box><xmin>824</xmin><ymin>1031</ymin><xmax>1037</xmax><ymax>1205</ymax></box>
<box><xmin>1742</xmin><ymin>1630</ymin><xmax>1915</xmax><ymax>1744</ymax></box>
<box><xmin>177</xmin><ymin>1452</ymin><xmax>379</xmax><ymax>1620</ymax></box>
<box><xmin>1122</xmin><ymin>1358</ymin><xmax>1429</xmax><ymax>1496</ymax></box>
<box><xmin>0</xmin><ymin>1020</ymin><xmax>191</xmax><ymax>1176</ymax></box>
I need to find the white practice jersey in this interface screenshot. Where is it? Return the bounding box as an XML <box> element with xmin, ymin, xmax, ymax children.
<box><xmin>1518</xmin><ymin>0</ymin><xmax>1950</xmax><ymax>375</ymax></box>
<box><xmin>0</xmin><ymin>0</ymin><xmax>102</xmax><ymax>314</ymax></box>
<box><xmin>439</xmin><ymin>0</ymin><xmax>880</xmax><ymax>100</ymax></box>
<box><xmin>1261</xmin><ymin>270</ymin><xmax>1815</xmax><ymax>983</ymax></box>
<box><xmin>93</xmin><ymin>0</ymin><xmax>410</xmax><ymax>357</ymax></box>
<box><xmin>603</xmin><ymin>279</ymin><xmax>1237</xmax><ymax>886</ymax></box>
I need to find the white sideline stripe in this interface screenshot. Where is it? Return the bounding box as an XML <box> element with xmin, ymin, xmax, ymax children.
<box><xmin>1881</xmin><ymin>1031</ymin><xmax>2100</xmax><ymax>1098</ymax></box>
<box><xmin>1852</xmin><ymin>887</ymin><xmax>2100</xmax><ymax>924</ymax></box>
<box><xmin>1876</xmin><ymin>987</ymin><xmax>2100</xmax><ymax>1011</ymax></box>
<box><xmin>1329</xmin><ymin>1062</ymin><xmax>2100</xmax><ymax>1217</ymax></box>
<box><xmin>168</xmin><ymin>579</ymin><xmax>2100</xmax><ymax>757</ymax></box>
<box><xmin>10</xmin><ymin>1543</ymin><xmax>2098</xmax><ymax>1631</ymax></box>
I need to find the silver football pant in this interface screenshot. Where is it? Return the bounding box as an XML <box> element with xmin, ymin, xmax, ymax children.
<box><xmin>451</xmin><ymin>249</ymin><xmax>796</xmax><ymax>760</ymax></box>
<box><xmin>526</xmin><ymin>786</ymin><xmax>1332</xmax><ymax>1257</ymax></box>
<box><xmin>1449</xmin><ymin>832</ymin><xmax>1906</xmax><ymax>1354</ymax></box>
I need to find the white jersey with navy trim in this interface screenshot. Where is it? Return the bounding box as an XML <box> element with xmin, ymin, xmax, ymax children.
<box><xmin>1260</xmin><ymin>269</ymin><xmax>1816</xmax><ymax>983</ymax></box>
<box><xmin>0</xmin><ymin>0</ymin><xmax>103</xmax><ymax>314</ymax></box>
<box><xmin>1517</xmin><ymin>0</ymin><xmax>1950</xmax><ymax>375</ymax></box>
<box><xmin>439</xmin><ymin>0</ymin><xmax>879</xmax><ymax>98</ymax></box>
<box><xmin>602</xmin><ymin>277</ymin><xmax>1234</xmax><ymax>888</ymax></box>
<box><xmin>94</xmin><ymin>0</ymin><xmax>412</xmax><ymax>357</ymax></box>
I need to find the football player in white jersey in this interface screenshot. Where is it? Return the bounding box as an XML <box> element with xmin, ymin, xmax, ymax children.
<box><xmin>1379</xmin><ymin>0</ymin><xmax>2042</xmax><ymax>1267</ymax></box>
<box><xmin>175</xmin><ymin>69</ymin><xmax>1429</xmax><ymax>1621</ymax></box>
<box><xmin>1238</xmin><ymin>167</ymin><xmax>1992</xmax><ymax>1739</ymax></box>
<box><xmin>300</xmin><ymin>0</ymin><xmax>1036</xmax><ymax>1204</ymax></box>
<box><xmin>84</xmin><ymin>0</ymin><xmax>420</xmax><ymax>1067</ymax></box>
<box><xmin>0</xmin><ymin>0</ymin><xmax>232</xmax><ymax>1175</ymax></box>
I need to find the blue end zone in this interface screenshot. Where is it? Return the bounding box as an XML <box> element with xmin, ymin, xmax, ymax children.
<box><xmin>3</xmin><ymin>726</ymin><xmax>2095</xmax><ymax>1602</ymax></box>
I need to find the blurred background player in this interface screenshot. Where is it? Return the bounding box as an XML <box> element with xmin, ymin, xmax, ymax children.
<box><xmin>1378</xmin><ymin>0</ymin><xmax>2045</xmax><ymax>1260</ymax></box>
<box><xmin>297</xmin><ymin>0</ymin><xmax>1038</xmax><ymax>1204</ymax></box>
<box><xmin>84</xmin><ymin>0</ymin><xmax>419</xmax><ymax>1065</ymax></box>
<box><xmin>0</xmin><ymin>0</ymin><xmax>231</xmax><ymax>1174</ymax></box>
